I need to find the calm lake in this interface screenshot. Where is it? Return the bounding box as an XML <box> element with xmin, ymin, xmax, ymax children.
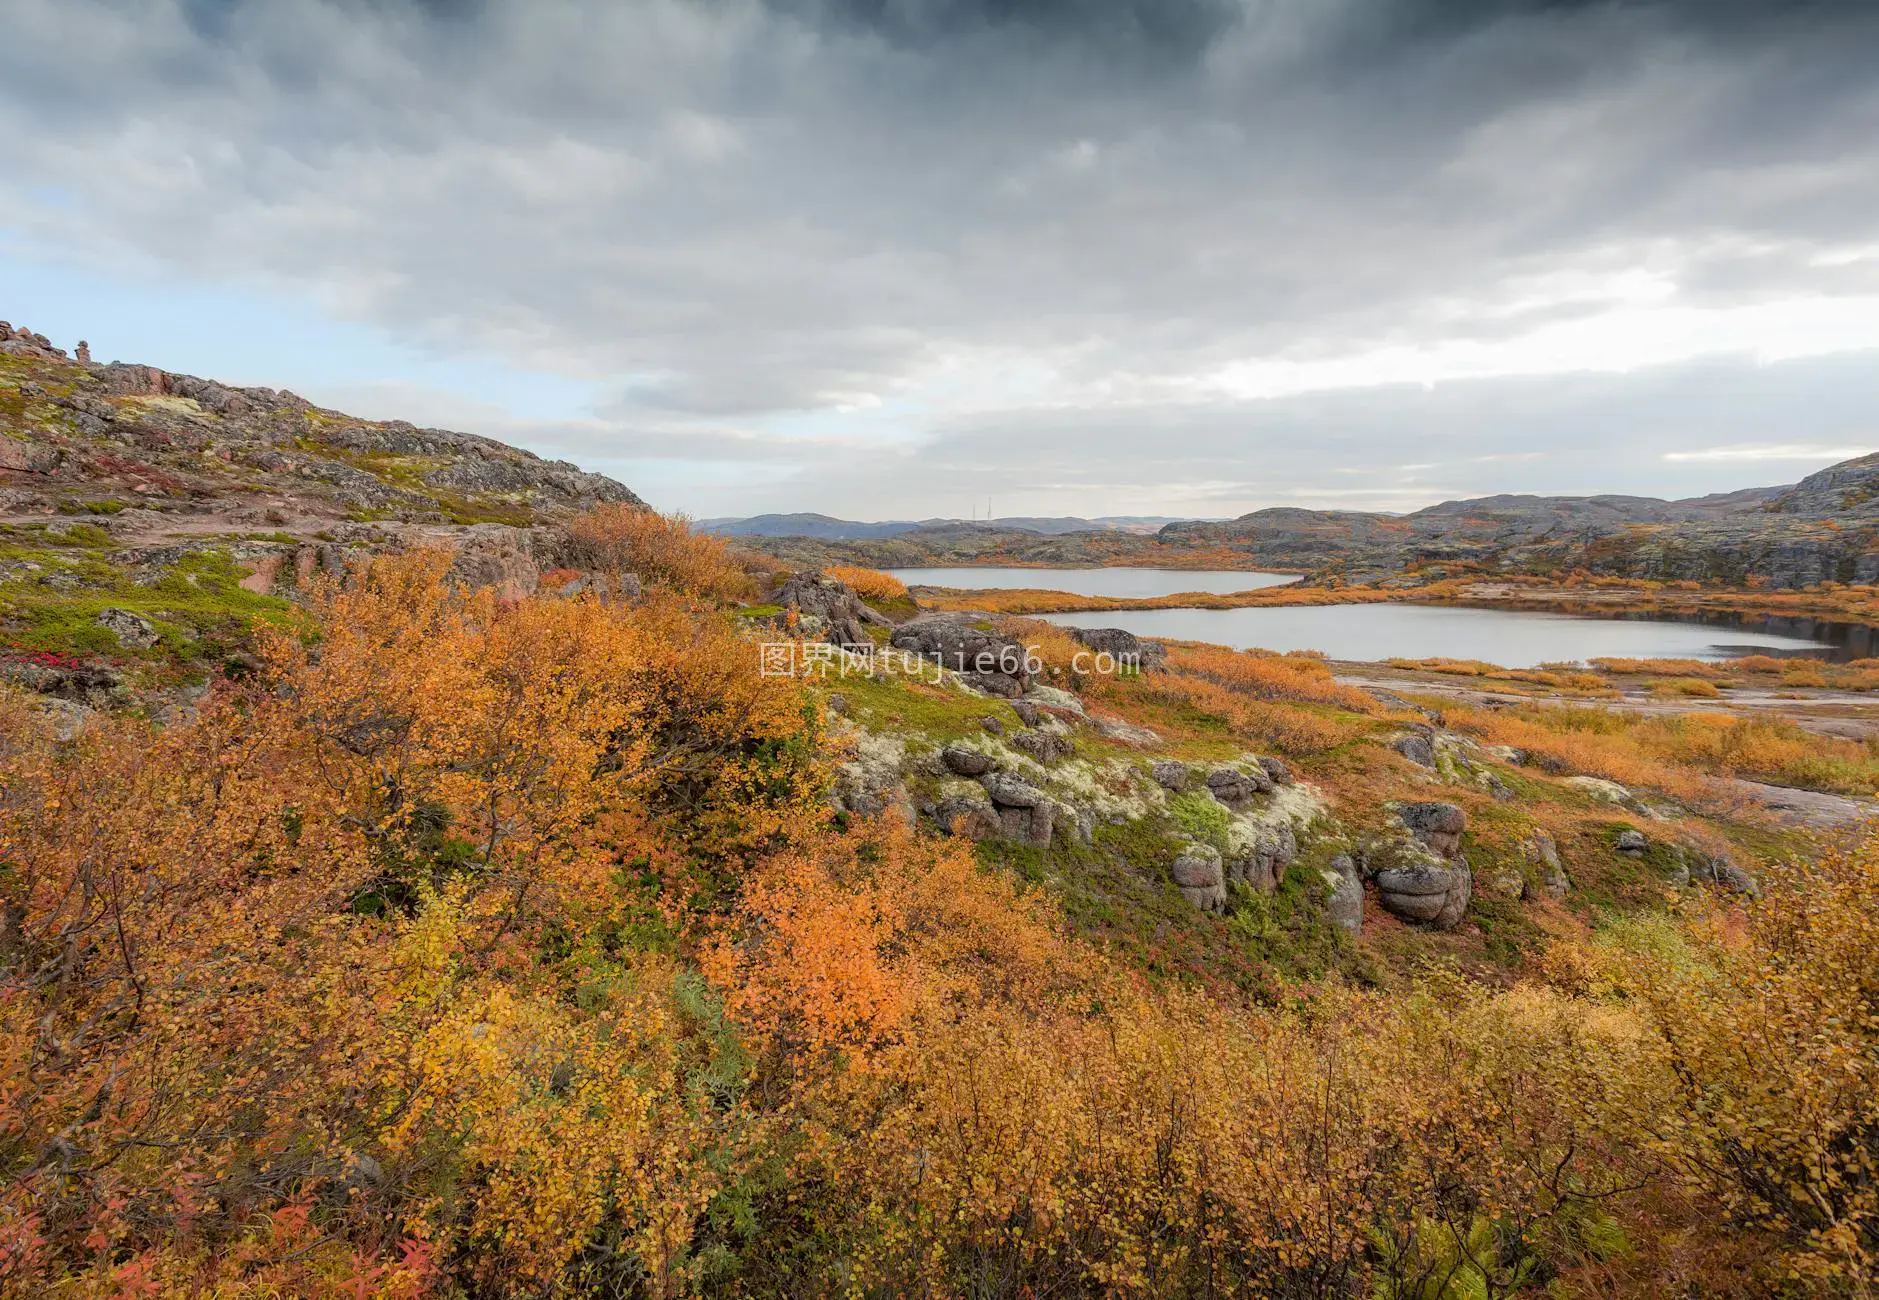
<box><xmin>886</xmin><ymin>566</ymin><xmax>1297</xmax><ymax>598</ymax></box>
<box><xmin>1040</xmin><ymin>604</ymin><xmax>1860</xmax><ymax>668</ymax></box>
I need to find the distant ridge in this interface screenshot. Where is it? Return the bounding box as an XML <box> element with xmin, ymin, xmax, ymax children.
<box><xmin>698</xmin><ymin>512</ymin><xmax>1203</xmax><ymax>539</ymax></box>
<box><xmin>729</xmin><ymin>455</ymin><xmax>1879</xmax><ymax>590</ymax></box>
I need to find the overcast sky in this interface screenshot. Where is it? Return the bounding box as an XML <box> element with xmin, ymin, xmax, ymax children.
<box><xmin>4</xmin><ymin>0</ymin><xmax>1878</xmax><ymax>518</ymax></box>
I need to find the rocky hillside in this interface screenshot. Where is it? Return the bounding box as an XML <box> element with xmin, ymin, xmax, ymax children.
<box><xmin>0</xmin><ymin>318</ymin><xmax>643</xmax><ymax>703</ymax></box>
<box><xmin>0</xmin><ymin>319</ymin><xmax>640</xmax><ymax>531</ymax></box>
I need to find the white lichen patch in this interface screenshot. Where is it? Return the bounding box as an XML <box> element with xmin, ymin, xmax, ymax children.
<box><xmin>124</xmin><ymin>394</ymin><xmax>208</xmax><ymax>418</ymax></box>
<box><xmin>1223</xmin><ymin>781</ymin><xmax>1324</xmax><ymax>858</ymax></box>
<box><xmin>1050</xmin><ymin>755</ymin><xmax>1166</xmax><ymax>822</ymax></box>
<box><xmin>1566</xmin><ymin>775</ymin><xmax>1633</xmax><ymax>804</ymax></box>
<box><xmin>1024</xmin><ymin>685</ymin><xmax>1086</xmax><ymax>716</ymax></box>
<box><xmin>839</xmin><ymin>727</ymin><xmax>907</xmax><ymax>793</ymax></box>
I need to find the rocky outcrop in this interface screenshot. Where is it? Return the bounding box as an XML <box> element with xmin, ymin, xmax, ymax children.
<box><xmin>1227</xmin><ymin>820</ymin><xmax>1298</xmax><ymax>891</ymax></box>
<box><xmin>774</xmin><ymin>571</ymin><xmax>885</xmax><ymax>647</ymax></box>
<box><xmin>1326</xmin><ymin>853</ymin><xmax>1364</xmax><ymax>932</ymax></box>
<box><xmin>940</xmin><ymin>744</ymin><xmax>996</xmax><ymax>777</ymax></box>
<box><xmin>1151</xmin><ymin>759</ymin><xmax>1190</xmax><ymax>791</ymax></box>
<box><xmin>979</xmin><ymin>772</ymin><xmax>1055</xmax><ymax>846</ymax></box>
<box><xmin>1690</xmin><ymin>849</ymin><xmax>1759</xmax><ymax>895</ymax></box>
<box><xmin>1205</xmin><ymin>765</ymin><xmax>1274</xmax><ymax>809</ymax></box>
<box><xmin>1516</xmin><ymin>830</ymin><xmax>1569</xmax><ymax>900</ymax></box>
<box><xmin>890</xmin><ymin>614</ymin><xmax>1034</xmax><ymax>697</ymax></box>
<box><xmin>446</xmin><ymin>525</ymin><xmax>579</xmax><ymax>601</ymax></box>
<box><xmin>1172</xmin><ymin>843</ymin><xmax>1227</xmax><ymax>911</ymax></box>
<box><xmin>1070</xmin><ymin>626</ymin><xmax>1165</xmax><ymax>670</ymax></box>
<box><xmin>1367</xmin><ymin>802</ymin><xmax>1472</xmax><ymax>929</ymax></box>
<box><xmin>1</xmin><ymin>327</ymin><xmax>644</xmax><ymax>531</ymax></box>
<box><xmin>95</xmin><ymin>608</ymin><xmax>159</xmax><ymax>650</ymax></box>
<box><xmin>0</xmin><ymin>322</ymin><xmax>66</xmax><ymax>359</ymax></box>
<box><xmin>1010</xmin><ymin>727</ymin><xmax>1073</xmax><ymax>764</ymax></box>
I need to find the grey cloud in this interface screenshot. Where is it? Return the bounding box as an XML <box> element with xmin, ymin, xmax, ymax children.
<box><xmin>764</xmin><ymin>0</ymin><xmax>1242</xmax><ymax>63</ymax></box>
<box><xmin>776</xmin><ymin>350</ymin><xmax>1879</xmax><ymax>516</ymax></box>
<box><xmin>1</xmin><ymin>0</ymin><xmax>1876</xmax><ymax>516</ymax></box>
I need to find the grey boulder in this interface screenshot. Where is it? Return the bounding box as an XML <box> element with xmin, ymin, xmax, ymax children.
<box><xmin>1172</xmin><ymin>843</ymin><xmax>1227</xmax><ymax>911</ymax></box>
<box><xmin>940</xmin><ymin>745</ymin><xmax>996</xmax><ymax>777</ymax></box>
<box><xmin>891</xmin><ymin>614</ymin><xmax>1034</xmax><ymax>697</ymax></box>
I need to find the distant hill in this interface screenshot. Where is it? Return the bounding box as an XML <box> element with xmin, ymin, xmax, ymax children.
<box><xmin>698</xmin><ymin>513</ymin><xmax>1203</xmax><ymax>539</ymax></box>
<box><xmin>1153</xmin><ymin>465</ymin><xmax>1879</xmax><ymax>587</ymax></box>
<box><xmin>735</xmin><ymin>460</ymin><xmax>1879</xmax><ymax>589</ymax></box>
<box><xmin>697</xmin><ymin>513</ymin><xmax>925</xmax><ymax>540</ymax></box>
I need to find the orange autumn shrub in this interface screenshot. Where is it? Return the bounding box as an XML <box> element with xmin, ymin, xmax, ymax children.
<box><xmin>1647</xmin><ymin>677</ymin><xmax>1723</xmax><ymax>699</ymax></box>
<box><xmin>1605</xmin><ymin>835</ymin><xmax>1879</xmax><ymax>1288</ymax></box>
<box><xmin>1592</xmin><ymin>656</ymin><xmax>1724</xmax><ymax>678</ymax></box>
<box><xmin>0</xmin><ymin>550</ymin><xmax>821</xmax><ymax>1295</ymax></box>
<box><xmin>1166</xmin><ymin>643</ymin><xmax>1377</xmax><ymax>711</ymax></box>
<box><xmin>1142</xmin><ymin>670</ymin><xmax>1364</xmax><ymax>755</ymax></box>
<box><xmin>1630</xmin><ymin>712</ymin><xmax>1879</xmax><ymax>795</ymax></box>
<box><xmin>568</xmin><ymin>503</ymin><xmax>752</xmax><ymax>602</ymax></box>
<box><xmin>997</xmin><ymin>615</ymin><xmax>1091</xmax><ymax>682</ymax></box>
<box><xmin>6</xmin><ymin>537</ymin><xmax>1879</xmax><ymax>1295</ymax></box>
<box><xmin>823</xmin><ymin>564</ymin><xmax>908</xmax><ymax>604</ymax></box>
<box><xmin>1444</xmin><ymin>703</ymin><xmax>1717</xmax><ymax>803</ymax></box>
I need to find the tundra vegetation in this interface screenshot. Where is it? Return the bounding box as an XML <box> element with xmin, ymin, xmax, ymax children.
<box><xmin>0</xmin><ymin>517</ymin><xmax>1874</xmax><ymax>1300</ymax></box>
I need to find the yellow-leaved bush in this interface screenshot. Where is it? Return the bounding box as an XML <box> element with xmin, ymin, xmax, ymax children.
<box><xmin>0</xmin><ymin>544</ymin><xmax>1873</xmax><ymax>1296</ymax></box>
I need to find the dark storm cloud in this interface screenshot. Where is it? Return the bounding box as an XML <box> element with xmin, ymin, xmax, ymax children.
<box><xmin>0</xmin><ymin>0</ymin><xmax>1875</xmax><ymax>514</ymax></box>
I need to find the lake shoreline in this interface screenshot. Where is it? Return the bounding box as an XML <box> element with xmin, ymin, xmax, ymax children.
<box><xmin>908</xmin><ymin>575</ymin><xmax>1879</xmax><ymax>633</ymax></box>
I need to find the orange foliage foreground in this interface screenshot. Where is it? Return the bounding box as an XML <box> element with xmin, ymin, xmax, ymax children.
<box><xmin>569</xmin><ymin>504</ymin><xmax>755</xmax><ymax>603</ymax></box>
<box><xmin>0</xmin><ymin>551</ymin><xmax>1874</xmax><ymax>1296</ymax></box>
<box><xmin>822</xmin><ymin>564</ymin><xmax>909</xmax><ymax>604</ymax></box>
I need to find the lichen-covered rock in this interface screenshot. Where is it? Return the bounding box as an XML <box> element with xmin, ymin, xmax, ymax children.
<box><xmin>1326</xmin><ymin>853</ymin><xmax>1364</xmax><ymax>932</ymax></box>
<box><xmin>1205</xmin><ymin>765</ymin><xmax>1272</xmax><ymax>809</ymax></box>
<box><xmin>891</xmin><ymin>614</ymin><xmax>1034</xmax><ymax>696</ymax></box>
<box><xmin>1010</xmin><ymin>728</ymin><xmax>1073</xmax><ymax>764</ymax></box>
<box><xmin>980</xmin><ymin>772</ymin><xmax>1046</xmax><ymax>809</ymax></box>
<box><xmin>1395</xmin><ymin>801</ymin><xmax>1466</xmax><ymax>857</ymax></box>
<box><xmin>1366</xmin><ymin>809</ymin><xmax>1472</xmax><ymax>930</ymax></box>
<box><xmin>1691</xmin><ymin>849</ymin><xmax>1759</xmax><ymax>895</ymax></box>
<box><xmin>1616</xmin><ymin>828</ymin><xmax>1647</xmax><ymax>855</ymax></box>
<box><xmin>1227</xmin><ymin>822</ymin><xmax>1297</xmax><ymax>892</ymax></box>
<box><xmin>1069</xmin><ymin>626</ymin><xmax>1166</xmax><ymax>670</ymax></box>
<box><xmin>1023</xmin><ymin>685</ymin><xmax>1087</xmax><ymax>717</ymax></box>
<box><xmin>1049</xmin><ymin>798</ymin><xmax>1095</xmax><ymax>846</ymax></box>
<box><xmin>997</xmin><ymin>802</ymin><xmax>1055</xmax><ymax>847</ymax></box>
<box><xmin>95</xmin><ymin>607</ymin><xmax>159</xmax><ymax>650</ymax></box>
<box><xmin>776</xmin><ymin>572</ymin><xmax>888</xmax><ymax>648</ymax></box>
<box><xmin>1392</xmin><ymin>733</ymin><xmax>1437</xmax><ymax>768</ymax></box>
<box><xmin>1374</xmin><ymin>860</ymin><xmax>1472</xmax><ymax>927</ymax></box>
<box><xmin>940</xmin><ymin>744</ymin><xmax>996</xmax><ymax>777</ymax></box>
<box><xmin>1152</xmin><ymin>759</ymin><xmax>1191</xmax><ymax>791</ymax></box>
<box><xmin>933</xmin><ymin>793</ymin><xmax>1002</xmax><ymax>840</ymax></box>
<box><xmin>446</xmin><ymin>524</ymin><xmax>572</xmax><ymax>601</ymax></box>
<box><xmin>1172</xmin><ymin>843</ymin><xmax>1227</xmax><ymax>911</ymax></box>
<box><xmin>833</xmin><ymin>728</ymin><xmax>911</xmax><ymax>823</ymax></box>
<box><xmin>1257</xmin><ymin>756</ymin><xmax>1294</xmax><ymax>786</ymax></box>
<box><xmin>1520</xmin><ymin>830</ymin><xmax>1569</xmax><ymax>899</ymax></box>
<box><xmin>1088</xmin><ymin>714</ymin><xmax>1161</xmax><ymax>746</ymax></box>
